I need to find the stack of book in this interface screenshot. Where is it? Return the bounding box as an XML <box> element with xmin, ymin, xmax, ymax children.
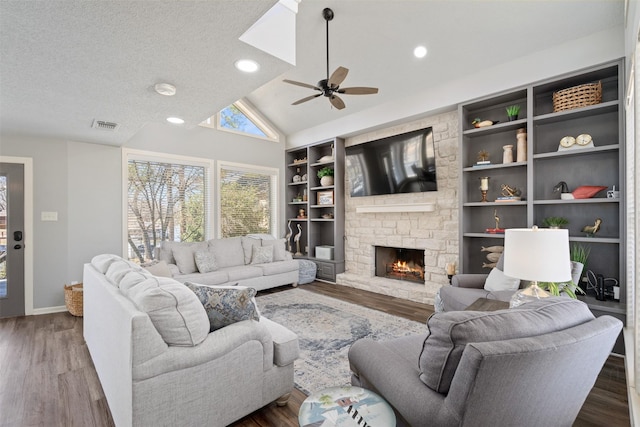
<box><xmin>495</xmin><ymin>196</ymin><xmax>521</xmax><ymax>202</ymax></box>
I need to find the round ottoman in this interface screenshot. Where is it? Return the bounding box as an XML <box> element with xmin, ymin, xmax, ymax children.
<box><xmin>297</xmin><ymin>259</ymin><xmax>317</xmax><ymax>284</ymax></box>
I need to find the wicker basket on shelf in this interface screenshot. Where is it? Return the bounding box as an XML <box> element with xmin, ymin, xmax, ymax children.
<box><xmin>552</xmin><ymin>81</ymin><xmax>602</xmax><ymax>112</ymax></box>
<box><xmin>64</xmin><ymin>283</ymin><xmax>83</xmax><ymax>316</ymax></box>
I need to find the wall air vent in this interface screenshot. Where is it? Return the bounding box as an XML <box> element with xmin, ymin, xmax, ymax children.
<box><xmin>92</xmin><ymin>120</ymin><xmax>120</xmax><ymax>131</ymax></box>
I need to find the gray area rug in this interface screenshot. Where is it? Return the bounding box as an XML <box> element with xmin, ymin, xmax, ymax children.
<box><xmin>256</xmin><ymin>287</ymin><xmax>427</xmax><ymax>395</ymax></box>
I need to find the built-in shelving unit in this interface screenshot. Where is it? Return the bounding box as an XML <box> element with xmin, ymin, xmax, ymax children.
<box><xmin>458</xmin><ymin>60</ymin><xmax>626</xmax><ymax>326</ymax></box>
<box><xmin>285</xmin><ymin>138</ymin><xmax>345</xmax><ymax>282</ymax></box>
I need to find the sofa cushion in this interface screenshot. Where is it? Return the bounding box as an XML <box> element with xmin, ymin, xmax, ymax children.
<box><xmin>241</xmin><ymin>236</ymin><xmax>262</xmax><ymax>265</ymax></box>
<box><xmin>260</xmin><ymin>238</ymin><xmax>288</xmax><ymax>261</ymax></box>
<box><xmin>185</xmin><ymin>283</ymin><xmax>260</xmax><ymax>332</ymax></box>
<box><xmin>119</xmin><ymin>269</ymin><xmax>153</xmax><ymax>293</ymax></box>
<box><xmin>195</xmin><ymin>251</ymin><xmax>218</xmax><ymax>273</ymax></box>
<box><xmin>142</xmin><ymin>260</ymin><xmax>173</xmax><ymax>277</ymax></box>
<box><xmin>157</xmin><ymin>241</ymin><xmax>178</xmax><ymax>265</ymax></box>
<box><xmin>257</xmin><ymin>259</ymin><xmax>299</xmax><ymax>276</ymax></box>
<box><xmin>483</xmin><ymin>268</ymin><xmax>520</xmax><ymax>292</ymax></box>
<box><xmin>174</xmin><ymin>270</ymin><xmax>230</xmax><ymax>286</ymax></box>
<box><xmin>250</xmin><ymin>245</ymin><xmax>273</xmax><ymax>264</ymax></box>
<box><xmin>91</xmin><ymin>254</ymin><xmax>121</xmax><ymax>274</ymax></box>
<box><xmin>225</xmin><ymin>265</ymin><xmax>264</xmax><ymax>281</ymax></box>
<box><xmin>209</xmin><ymin>237</ymin><xmax>245</xmax><ymax>269</ymax></box>
<box><xmin>127</xmin><ymin>277</ymin><xmax>210</xmax><ymax>346</ymax></box>
<box><xmin>418</xmin><ymin>297</ymin><xmax>595</xmax><ymax>394</ymax></box>
<box><xmin>172</xmin><ymin>242</ymin><xmax>209</xmax><ymax>274</ymax></box>
<box><xmin>105</xmin><ymin>259</ymin><xmax>143</xmax><ymax>286</ymax></box>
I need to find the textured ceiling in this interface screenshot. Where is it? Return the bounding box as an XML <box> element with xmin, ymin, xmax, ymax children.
<box><xmin>0</xmin><ymin>0</ymin><xmax>625</xmax><ymax>147</ymax></box>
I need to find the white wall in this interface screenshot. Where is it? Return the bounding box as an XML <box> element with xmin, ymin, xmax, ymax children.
<box><xmin>0</xmin><ymin>123</ymin><xmax>287</xmax><ymax>310</ymax></box>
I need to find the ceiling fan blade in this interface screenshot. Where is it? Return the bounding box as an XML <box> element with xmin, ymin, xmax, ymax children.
<box><xmin>283</xmin><ymin>79</ymin><xmax>321</xmax><ymax>91</ymax></box>
<box><xmin>338</xmin><ymin>87</ymin><xmax>379</xmax><ymax>95</ymax></box>
<box><xmin>328</xmin><ymin>66</ymin><xmax>349</xmax><ymax>88</ymax></box>
<box><xmin>292</xmin><ymin>93</ymin><xmax>322</xmax><ymax>106</ymax></box>
<box><xmin>329</xmin><ymin>94</ymin><xmax>346</xmax><ymax>110</ymax></box>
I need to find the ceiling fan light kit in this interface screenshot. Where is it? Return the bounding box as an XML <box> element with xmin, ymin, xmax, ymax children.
<box><xmin>283</xmin><ymin>7</ymin><xmax>378</xmax><ymax>110</ymax></box>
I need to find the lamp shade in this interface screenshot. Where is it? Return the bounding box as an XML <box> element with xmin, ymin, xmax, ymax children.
<box><xmin>503</xmin><ymin>227</ymin><xmax>571</xmax><ymax>283</ymax></box>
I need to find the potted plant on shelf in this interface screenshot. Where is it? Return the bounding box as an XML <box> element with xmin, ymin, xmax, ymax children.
<box><xmin>317</xmin><ymin>166</ymin><xmax>334</xmax><ymax>187</ymax></box>
<box><xmin>538</xmin><ymin>243</ymin><xmax>590</xmax><ymax>299</ymax></box>
<box><xmin>542</xmin><ymin>216</ymin><xmax>569</xmax><ymax>229</ymax></box>
<box><xmin>506</xmin><ymin>105</ymin><xmax>521</xmax><ymax>121</ymax></box>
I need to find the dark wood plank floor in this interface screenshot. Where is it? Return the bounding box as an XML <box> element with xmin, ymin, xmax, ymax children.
<box><xmin>0</xmin><ymin>281</ymin><xmax>629</xmax><ymax>426</ymax></box>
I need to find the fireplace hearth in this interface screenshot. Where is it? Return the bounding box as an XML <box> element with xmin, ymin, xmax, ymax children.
<box><xmin>375</xmin><ymin>246</ymin><xmax>425</xmax><ymax>284</ymax></box>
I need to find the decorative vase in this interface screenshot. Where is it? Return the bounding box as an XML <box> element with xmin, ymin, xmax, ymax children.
<box><xmin>320</xmin><ymin>176</ymin><xmax>334</xmax><ymax>187</ymax></box>
<box><xmin>516</xmin><ymin>128</ymin><xmax>527</xmax><ymax>162</ymax></box>
<box><xmin>502</xmin><ymin>145</ymin><xmax>514</xmax><ymax>164</ymax></box>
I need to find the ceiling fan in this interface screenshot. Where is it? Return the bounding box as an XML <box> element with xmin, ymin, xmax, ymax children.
<box><xmin>283</xmin><ymin>7</ymin><xmax>378</xmax><ymax>110</ymax></box>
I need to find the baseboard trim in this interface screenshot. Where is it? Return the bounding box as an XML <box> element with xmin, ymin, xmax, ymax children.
<box><xmin>32</xmin><ymin>306</ymin><xmax>68</xmax><ymax>315</ymax></box>
<box><xmin>624</xmin><ymin>327</ymin><xmax>638</xmax><ymax>426</ymax></box>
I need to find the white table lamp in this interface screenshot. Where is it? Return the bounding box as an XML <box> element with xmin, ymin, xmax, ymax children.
<box><xmin>503</xmin><ymin>226</ymin><xmax>572</xmax><ymax>308</ymax></box>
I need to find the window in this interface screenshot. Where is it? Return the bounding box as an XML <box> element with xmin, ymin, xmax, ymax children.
<box><xmin>125</xmin><ymin>151</ymin><xmax>212</xmax><ymax>262</ymax></box>
<box><xmin>218</xmin><ymin>162</ymin><xmax>278</xmax><ymax>238</ymax></box>
<box><xmin>201</xmin><ymin>99</ymin><xmax>280</xmax><ymax>142</ymax></box>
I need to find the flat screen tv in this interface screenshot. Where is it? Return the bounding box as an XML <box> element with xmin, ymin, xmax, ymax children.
<box><xmin>345</xmin><ymin>127</ymin><xmax>437</xmax><ymax>197</ymax></box>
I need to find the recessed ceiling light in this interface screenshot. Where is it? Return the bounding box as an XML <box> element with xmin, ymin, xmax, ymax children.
<box><xmin>414</xmin><ymin>45</ymin><xmax>428</xmax><ymax>59</ymax></box>
<box><xmin>235</xmin><ymin>59</ymin><xmax>259</xmax><ymax>73</ymax></box>
<box><xmin>166</xmin><ymin>117</ymin><xmax>184</xmax><ymax>125</ymax></box>
<box><xmin>154</xmin><ymin>83</ymin><xmax>177</xmax><ymax>96</ymax></box>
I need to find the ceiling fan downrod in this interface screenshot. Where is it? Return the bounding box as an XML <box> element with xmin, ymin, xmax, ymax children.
<box><xmin>323</xmin><ymin>8</ymin><xmax>334</xmax><ymax>82</ymax></box>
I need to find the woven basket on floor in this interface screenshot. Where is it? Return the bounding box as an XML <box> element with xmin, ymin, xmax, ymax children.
<box><xmin>64</xmin><ymin>283</ymin><xmax>83</xmax><ymax>317</ymax></box>
<box><xmin>553</xmin><ymin>81</ymin><xmax>602</xmax><ymax>112</ymax></box>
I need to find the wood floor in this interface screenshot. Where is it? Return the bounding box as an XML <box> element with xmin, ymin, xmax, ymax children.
<box><xmin>0</xmin><ymin>281</ymin><xmax>629</xmax><ymax>427</ymax></box>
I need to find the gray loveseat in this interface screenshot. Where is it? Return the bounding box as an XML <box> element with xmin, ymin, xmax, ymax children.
<box><xmin>84</xmin><ymin>254</ymin><xmax>300</xmax><ymax>427</ymax></box>
<box><xmin>349</xmin><ymin>297</ymin><xmax>622</xmax><ymax>427</ymax></box>
<box><xmin>150</xmin><ymin>235</ymin><xmax>299</xmax><ymax>291</ymax></box>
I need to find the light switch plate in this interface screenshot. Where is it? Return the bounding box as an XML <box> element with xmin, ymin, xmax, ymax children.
<box><xmin>41</xmin><ymin>211</ymin><xmax>58</xmax><ymax>221</ymax></box>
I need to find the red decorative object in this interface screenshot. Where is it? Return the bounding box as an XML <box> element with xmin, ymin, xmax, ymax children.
<box><xmin>572</xmin><ymin>185</ymin><xmax>608</xmax><ymax>199</ymax></box>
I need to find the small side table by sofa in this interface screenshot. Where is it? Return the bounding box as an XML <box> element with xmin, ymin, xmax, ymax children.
<box><xmin>298</xmin><ymin>385</ymin><xmax>396</xmax><ymax>427</ymax></box>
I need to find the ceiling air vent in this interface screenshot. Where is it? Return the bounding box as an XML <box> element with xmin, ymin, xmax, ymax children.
<box><xmin>92</xmin><ymin>120</ymin><xmax>120</xmax><ymax>131</ymax></box>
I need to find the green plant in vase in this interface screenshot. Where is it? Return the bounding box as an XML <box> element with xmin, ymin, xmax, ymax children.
<box><xmin>538</xmin><ymin>243</ymin><xmax>590</xmax><ymax>299</ymax></box>
<box><xmin>542</xmin><ymin>216</ymin><xmax>569</xmax><ymax>228</ymax></box>
<box><xmin>317</xmin><ymin>166</ymin><xmax>334</xmax><ymax>187</ymax></box>
<box><xmin>506</xmin><ymin>105</ymin><xmax>521</xmax><ymax>121</ymax></box>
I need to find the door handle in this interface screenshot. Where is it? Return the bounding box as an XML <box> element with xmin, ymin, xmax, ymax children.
<box><xmin>14</xmin><ymin>231</ymin><xmax>22</xmax><ymax>241</ymax></box>
<box><xmin>13</xmin><ymin>244</ymin><xmax>22</xmax><ymax>250</ymax></box>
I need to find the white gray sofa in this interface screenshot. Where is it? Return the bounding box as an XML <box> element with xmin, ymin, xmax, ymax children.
<box><xmin>83</xmin><ymin>254</ymin><xmax>300</xmax><ymax>427</ymax></box>
<box><xmin>151</xmin><ymin>235</ymin><xmax>299</xmax><ymax>291</ymax></box>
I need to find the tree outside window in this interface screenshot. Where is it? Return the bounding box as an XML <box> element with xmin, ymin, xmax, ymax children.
<box><xmin>127</xmin><ymin>159</ymin><xmax>207</xmax><ymax>263</ymax></box>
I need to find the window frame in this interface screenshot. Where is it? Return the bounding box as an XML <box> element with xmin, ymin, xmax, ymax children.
<box><xmin>122</xmin><ymin>149</ymin><xmax>215</xmax><ymax>257</ymax></box>
<box><xmin>216</xmin><ymin>160</ymin><xmax>280</xmax><ymax>239</ymax></box>
<box><xmin>201</xmin><ymin>99</ymin><xmax>281</xmax><ymax>143</ymax></box>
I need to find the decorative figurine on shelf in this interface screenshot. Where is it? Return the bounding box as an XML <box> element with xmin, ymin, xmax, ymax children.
<box><xmin>471</xmin><ymin>118</ymin><xmax>498</xmax><ymax>128</ymax></box>
<box><xmin>495</xmin><ymin>184</ymin><xmax>521</xmax><ymax>202</ymax></box>
<box><xmin>446</xmin><ymin>263</ymin><xmax>456</xmax><ymax>284</ymax></box>
<box><xmin>516</xmin><ymin>128</ymin><xmax>527</xmax><ymax>162</ymax></box>
<box><xmin>486</xmin><ymin>209</ymin><xmax>505</xmax><ymax>234</ymax></box>
<box><xmin>481</xmin><ymin>245</ymin><xmax>504</xmax><ymax>269</ymax></box>
<box><xmin>582</xmin><ymin>218</ymin><xmax>602</xmax><ymax>237</ymax></box>
<box><xmin>284</xmin><ymin>221</ymin><xmax>293</xmax><ymax>253</ymax></box>
<box><xmin>293</xmin><ymin>167</ymin><xmax>302</xmax><ymax>183</ymax></box>
<box><xmin>294</xmin><ymin>224</ymin><xmax>303</xmax><ymax>256</ymax></box>
<box><xmin>553</xmin><ymin>181</ymin><xmax>573</xmax><ymax>200</ymax></box>
<box><xmin>476</xmin><ymin>150</ymin><xmax>491</xmax><ymax>166</ymax></box>
<box><xmin>502</xmin><ymin>145</ymin><xmax>514</xmax><ymax>164</ymax></box>
<box><xmin>297</xmin><ymin>208</ymin><xmax>306</xmax><ymax>219</ymax></box>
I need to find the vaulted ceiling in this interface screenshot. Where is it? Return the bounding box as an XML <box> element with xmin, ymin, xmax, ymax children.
<box><xmin>0</xmin><ymin>1</ymin><xmax>625</xmax><ymax>147</ymax></box>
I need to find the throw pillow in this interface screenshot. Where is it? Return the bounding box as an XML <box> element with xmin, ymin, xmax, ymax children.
<box><xmin>483</xmin><ymin>267</ymin><xmax>520</xmax><ymax>292</ymax></box>
<box><xmin>418</xmin><ymin>298</ymin><xmax>595</xmax><ymax>394</ymax></box>
<box><xmin>184</xmin><ymin>282</ymin><xmax>260</xmax><ymax>331</ymax></box>
<box><xmin>172</xmin><ymin>242</ymin><xmax>208</xmax><ymax>274</ymax></box>
<box><xmin>250</xmin><ymin>245</ymin><xmax>273</xmax><ymax>264</ymax></box>
<box><xmin>260</xmin><ymin>238</ymin><xmax>288</xmax><ymax>261</ymax></box>
<box><xmin>195</xmin><ymin>251</ymin><xmax>218</xmax><ymax>273</ymax></box>
<box><xmin>142</xmin><ymin>260</ymin><xmax>173</xmax><ymax>277</ymax></box>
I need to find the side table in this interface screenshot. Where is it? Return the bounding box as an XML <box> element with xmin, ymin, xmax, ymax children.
<box><xmin>298</xmin><ymin>385</ymin><xmax>396</xmax><ymax>427</ymax></box>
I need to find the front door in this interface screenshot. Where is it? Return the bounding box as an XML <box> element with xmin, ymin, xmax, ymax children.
<box><xmin>0</xmin><ymin>163</ymin><xmax>25</xmax><ymax>318</ymax></box>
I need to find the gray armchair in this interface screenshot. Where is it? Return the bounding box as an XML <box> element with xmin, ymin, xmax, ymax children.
<box><xmin>348</xmin><ymin>298</ymin><xmax>622</xmax><ymax>427</ymax></box>
<box><xmin>436</xmin><ymin>254</ymin><xmax>583</xmax><ymax>312</ymax></box>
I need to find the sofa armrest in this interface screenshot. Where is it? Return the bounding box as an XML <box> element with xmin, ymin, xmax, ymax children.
<box><xmin>259</xmin><ymin>317</ymin><xmax>299</xmax><ymax>366</ymax></box>
<box><xmin>132</xmin><ymin>319</ymin><xmax>274</xmax><ymax>381</ymax></box>
<box><xmin>451</xmin><ymin>274</ymin><xmax>489</xmax><ymax>289</ymax></box>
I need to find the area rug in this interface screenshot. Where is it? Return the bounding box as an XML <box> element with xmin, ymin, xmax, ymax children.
<box><xmin>256</xmin><ymin>287</ymin><xmax>427</xmax><ymax>395</ymax></box>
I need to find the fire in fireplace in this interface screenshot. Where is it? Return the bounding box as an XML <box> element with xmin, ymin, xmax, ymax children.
<box><xmin>375</xmin><ymin>246</ymin><xmax>425</xmax><ymax>284</ymax></box>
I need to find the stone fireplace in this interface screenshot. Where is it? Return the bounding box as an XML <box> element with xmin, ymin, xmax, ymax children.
<box><xmin>375</xmin><ymin>246</ymin><xmax>425</xmax><ymax>284</ymax></box>
<box><xmin>335</xmin><ymin>110</ymin><xmax>459</xmax><ymax>305</ymax></box>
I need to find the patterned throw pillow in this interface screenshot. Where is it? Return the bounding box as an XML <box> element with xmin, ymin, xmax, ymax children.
<box><xmin>195</xmin><ymin>251</ymin><xmax>218</xmax><ymax>273</ymax></box>
<box><xmin>184</xmin><ymin>282</ymin><xmax>260</xmax><ymax>331</ymax></box>
<box><xmin>250</xmin><ymin>245</ymin><xmax>274</xmax><ymax>264</ymax></box>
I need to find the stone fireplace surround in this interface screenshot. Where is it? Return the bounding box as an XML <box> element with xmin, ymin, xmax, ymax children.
<box><xmin>335</xmin><ymin>110</ymin><xmax>459</xmax><ymax>305</ymax></box>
